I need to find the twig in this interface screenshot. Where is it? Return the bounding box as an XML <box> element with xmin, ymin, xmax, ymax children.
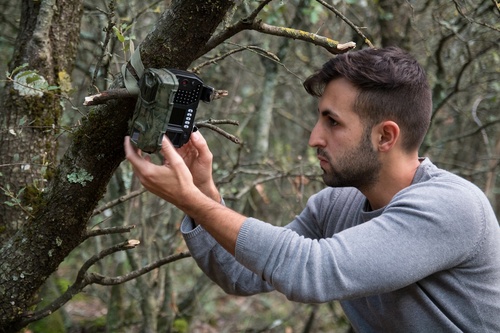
<box><xmin>88</xmin><ymin>251</ymin><xmax>191</xmax><ymax>285</ymax></box>
<box><xmin>251</xmin><ymin>20</ymin><xmax>356</xmax><ymax>54</ymax></box>
<box><xmin>223</xmin><ymin>169</ymin><xmax>322</xmax><ymax>201</ymax></box>
<box><xmin>196</xmin><ymin>119</ymin><xmax>242</xmax><ymax>145</ymax></box>
<box><xmin>83</xmin><ymin>88</ymin><xmax>134</xmax><ymax>106</ymax></box>
<box><xmin>315</xmin><ymin>0</ymin><xmax>374</xmax><ymax>48</ymax></box>
<box><xmin>452</xmin><ymin>0</ymin><xmax>500</xmax><ymax>33</ymax></box>
<box><xmin>92</xmin><ymin>188</ymin><xmax>147</xmax><ymax>216</ymax></box>
<box><xmin>191</xmin><ymin>45</ymin><xmax>279</xmax><ymax>73</ymax></box>
<box><xmin>83</xmin><ymin>88</ymin><xmax>228</xmax><ymax>106</ymax></box>
<box><xmin>471</xmin><ymin>96</ymin><xmax>491</xmax><ymax>157</ymax></box>
<box><xmin>492</xmin><ymin>0</ymin><xmax>500</xmax><ymax>14</ymax></box>
<box><xmin>20</xmin><ymin>240</ymin><xmax>141</xmax><ymax>325</ymax></box>
<box><xmin>20</xmin><ymin>240</ymin><xmax>190</xmax><ymax>326</ymax></box>
<box><xmin>90</xmin><ymin>1</ymin><xmax>116</xmax><ymax>93</ymax></box>
<box><xmin>203</xmin><ymin>0</ymin><xmax>355</xmax><ymax>55</ymax></box>
<box><xmin>83</xmin><ymin>225</ymin><xmax>136</xmax><ymax>240</ymax></box>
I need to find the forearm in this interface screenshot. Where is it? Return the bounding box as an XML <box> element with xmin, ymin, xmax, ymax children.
<box><xmin>181</xmin><ymin>216</ymin><xmax>275</xmax><ymax>295</ymax></box>
<box><xmin>176</xmin><ymin>187</ymin><xmax>245</xmax><ymax>255</ymax></box>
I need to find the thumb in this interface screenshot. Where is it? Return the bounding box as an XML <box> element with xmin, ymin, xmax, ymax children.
<box><xmin>160</xmin><ymin>135</ymin><xmax>183</xmax><ymax>165</ymax></box>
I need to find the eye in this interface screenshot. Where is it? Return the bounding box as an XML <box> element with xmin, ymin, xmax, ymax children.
<box><xmin>327</xmin><ymin>117</ymin><xmax>339</xmax><ymax>127</ymax></box>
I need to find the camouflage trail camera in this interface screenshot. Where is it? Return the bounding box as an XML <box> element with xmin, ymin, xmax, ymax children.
<box><xmin>129</xmin><ymin>68</ymin><xmax>214</xmax><ymax>153</ymax></box>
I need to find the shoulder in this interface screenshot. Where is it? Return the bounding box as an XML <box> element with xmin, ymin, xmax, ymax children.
<box><xmin>308</xmin><ymin>186</ymin><xmax>365</xmax><ymax>210</ymax></box>
<box><xmin>406</xmin><ymin>158</ymin><xmax>490</xmax><ymax>209</ymax></box>
<box><xmin>305</xmin><ymin>187</ymin><xmax>366</xmax><ymax>231</ymax></box>
<box><xmin>388</xmin><ymin>159</ymin><xmax>497</xmax><ymax>259</ymax></box>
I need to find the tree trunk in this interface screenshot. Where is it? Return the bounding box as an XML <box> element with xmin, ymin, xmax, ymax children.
<box><xmin>377</xmin><ymin>0</ymin><xmax>413</xmax><ymax>49</ymax></box>
<box><xmin>0</xmin><ymin>1</ymin><xmax>234</xmax><ymax>331</ymax></box>
<box><xmin>0</xmin><ymin>0</ymin><xmax>83</xmax><ymax>242</ymax></box>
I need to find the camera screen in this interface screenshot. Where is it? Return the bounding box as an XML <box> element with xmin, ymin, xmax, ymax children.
<box><xmin>169</xmin><ymin>107</ymin><xmax>186</xmax><ymax>126</ymax></box>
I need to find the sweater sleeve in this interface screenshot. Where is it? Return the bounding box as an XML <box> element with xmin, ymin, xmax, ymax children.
<box><xmin>181</xmin><ymin>215</ymin><xmax>277</xmax><ymax>295</ymax></box>
<box><xmin>235</xmin><ymin>179</ymin><xmax>489</xmax><ymax>303</ymax></box>
<box><xmin>180</xmin><ymin>191</ymin><xmax>336</xmax><ymax>296</ymax></box>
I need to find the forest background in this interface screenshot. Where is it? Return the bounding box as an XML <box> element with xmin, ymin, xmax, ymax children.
<box><xmin>0</xmin><ymin>0</ymin><xmax>498</xmax><ymax>332</ymax></box>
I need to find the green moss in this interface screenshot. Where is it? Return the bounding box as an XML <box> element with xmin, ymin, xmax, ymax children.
<box><xmin>22</xmin><ymin>184</ymin><xmax>43</xmax><ymax>207</ymax></box>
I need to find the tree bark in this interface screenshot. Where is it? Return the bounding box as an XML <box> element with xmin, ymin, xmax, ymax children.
<box><xmin>377</xmin><ymin>0</ymin><xmax>413</xmax><ymax>49</ymax></box>
<box><xmin>0</xmin><ymin>0</ymin><xmax>235</xmax><ymax>331</ymax></box>
<box><xmin>0</xmin><ymin>0</ymin><xmax>83</xmax><ymax>242</ymax></box>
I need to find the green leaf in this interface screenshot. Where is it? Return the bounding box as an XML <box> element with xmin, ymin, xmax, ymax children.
<box><xmin>113</xmin><ymin>26</ymin><xmax>125</xmax><ymax>43</ymax></box>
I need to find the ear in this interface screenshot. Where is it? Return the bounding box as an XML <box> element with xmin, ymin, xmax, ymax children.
<box><xmin>372</xmin><ymin>121</ymin><xmax>400</xmax><ymax>152</ymax></box>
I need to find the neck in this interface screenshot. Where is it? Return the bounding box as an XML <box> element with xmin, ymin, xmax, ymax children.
<box><xmin>362</xmin><ymin>152</ymin><xmax>421</xmax><ymax>210</ymax></box>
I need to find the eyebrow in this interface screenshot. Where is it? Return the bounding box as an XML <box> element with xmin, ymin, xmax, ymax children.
<box><xmin>319</xmin><ymin>108</ymin><xmax>340</xmax><ymax>119</ymax></box>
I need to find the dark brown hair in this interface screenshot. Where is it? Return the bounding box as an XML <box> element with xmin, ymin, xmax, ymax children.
<box><xmin>303</xmin><ymin>47</ymin><xmax>432</xmax><ymax>152</ymax></box>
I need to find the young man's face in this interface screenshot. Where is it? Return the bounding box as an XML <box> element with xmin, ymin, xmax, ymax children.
<box><xmin>308</xmin><ymin>78</ymin><xmax>381</xmax><ymax>190</ymax></box>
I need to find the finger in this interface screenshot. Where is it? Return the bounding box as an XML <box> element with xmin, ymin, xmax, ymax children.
<box><xmin>124</xmin><ymin>136</ymin><xmax>143</xmax><ymax>166</ymax></box>
<box><xmin>159</xmin><ymin>135</ymin><xmax>184</xmax><ymax>165</ymax></box>
<box><xmin>189</xmin><ymin>131</ymin><xmax>212</xmax><ymax>162</ymax></box>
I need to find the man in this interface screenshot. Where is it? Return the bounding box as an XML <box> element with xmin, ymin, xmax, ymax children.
<box><xmin>124</xmin><ymin>47</ymin><xmax>500</xmax><ymax>332</ymax></box>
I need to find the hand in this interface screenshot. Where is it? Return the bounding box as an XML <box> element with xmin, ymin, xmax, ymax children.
<box><xmin>125</xmin><ymin>133</ymin><xmax>244</xmax><ymax>255</ymax></box>
<box><xmin>124</xmin><ymin>135</ymin><xmax>199</xmax><ymax>208</ymax></box>
<box><xmin>176</xmin><ymin>131</ymin><xmax>220</xmax><ymax>202</ymax></box>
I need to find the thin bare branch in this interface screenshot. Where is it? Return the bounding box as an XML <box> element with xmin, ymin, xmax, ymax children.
<box><xmin>84</xmin><ymin>225</ymin><xmax>136</xmax><ymax>240</ymax></box>
<box><xmin>191</xmin><ymin>45</ymin><xmax>279</xmax><ymax>73</ymax></box>
<box><xmin>224</xmin><ymin>169</ymin><xmax>322</xmax><ymax>201</ymax></box>
<box><xmin>90</xmin><ymin>1</ymin><xmax>116</xmax><ymax>93</ymax></box>
<box><xmin>196</xmin><ymin>119</ymin><xmax>242</xmax><ymax>145</ymax></box>
<box><xmin>492</xmin><ymin>0</ymin><xmax>500</xmax><ymax>14</ymax></box>
<box><xmin>315</xmin><ymin>0</ymin><xmax>374</xmax><ymax>48</ymax></box>
<box><xmin>453</xmin><ymin>0</ymin><xmax>500</xmax><ymax>32</ymax></box>
<box><xmin>251</xmin><ymin>21</ymin><xmax>356</xmax><ymax>54</ymax></box>
<box><xmin>92</xmin><ymin>188</ymin><xmax>147</xmax><ymax>216</ymax></box>
<box><xmin>83</xmin><ymin>88</ymin><xmax>134</xmax><ymax>106</ymax></box>
<box><xmin>83</xmin><ymin>88</ymin><xmax>228</xmax><ymax>106</ymax></box>
<box><xmin>20</xmin><ymin>240</ymin><xmax>189</xmax><ymax>327</ymax></box>
<box><xmin>203</xmin><ymin>1</ymin><xmax>355</xmax><ymax>55</ymax></box>
<box><xmin>20</xmin><ymin>240</ymin><xmax>141</xmax><ymax>326</ymax></box>
<box><xmin>88</xmin><ymin>251</ymin><xmax>191</xmax><ymax>285</ymax></box>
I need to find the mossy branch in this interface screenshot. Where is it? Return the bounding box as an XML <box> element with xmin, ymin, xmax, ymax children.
<box><xmin>19</xmin><ymin>239</ymin><xmax>190</xmax><ymax>327</ymax></box>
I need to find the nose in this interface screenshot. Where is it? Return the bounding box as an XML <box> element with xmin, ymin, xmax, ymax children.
<box><xmin>308</xmin><ymin>121</ymin><xmax>325</xmax><ymax>148</ymax></box>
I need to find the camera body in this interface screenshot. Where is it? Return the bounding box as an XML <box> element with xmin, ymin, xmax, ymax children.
<box><xmin>129</xmin><ymin>68</ymin><xmax>214</xmax><ymax>153</ymax></box>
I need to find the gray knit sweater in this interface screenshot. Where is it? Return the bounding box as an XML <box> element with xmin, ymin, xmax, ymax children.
<box><xmin>181</xmin><ymin>158</ymin><xmax>500</xmax><ymax>332</ymax></box>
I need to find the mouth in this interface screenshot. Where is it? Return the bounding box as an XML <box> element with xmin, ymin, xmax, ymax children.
<box><xmin>316</xmin><ymin>149</ymin><xmax>329</xmax><ymax>163</ymax></box>
<box><xmin>316</xmin><ymin>152</ymin><xmax>330</xmax><ymax>170</ymax></box>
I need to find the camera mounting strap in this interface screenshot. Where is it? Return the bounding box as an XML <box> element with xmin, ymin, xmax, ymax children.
<box><xmin>121</xmin><ymin>48</ymin><xmax>216</xmax><ymax>101</ymax></box>
<box><xmin>121</xmin><ymin>48</ymin><xmax>145</xmax><ymax>96</ymax></box>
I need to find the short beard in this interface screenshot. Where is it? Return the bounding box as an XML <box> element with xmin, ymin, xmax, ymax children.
<box><xmin>320</xmin><ymin>130</ymin><xmax>381</xmax><ymax>191</ymax></box>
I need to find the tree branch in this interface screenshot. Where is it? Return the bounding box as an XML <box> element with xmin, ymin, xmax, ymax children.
<box><xmin>251</xmin><ymin>21</ymin><xmax>356</xmax><ymax>54</ymax></box>
<box><xmin>88</xmin><ymin>251</ymin><xmax>191</xmax><ymax>285</ymax></box>
<box><xmin>453</xmin><ymin>0</ymin><xmax>500</xmax><ymax>33</ymax></box>
<box><xmin>19</xmin><ymin>239</ymin><xmax>190</xmax><ymax>327</ymax></box>
<box><xmin>83</xmin><ymin>88</ymin><xmax>228</xmax><ymax>106</ymax></box>
<box><xmin>90</xmin><ymin>1</ymin><xmax>116</xmax><ymax>93</ymax></box>
<box><xmin>191</xmin><ymin>45</ymin><xmax>279</xmax><ymax>73</ymax></box>
<box><xmin>84</xmin><ymin>225</ymin><xmax>136</xmax><ymax>240</ymax></box>
<box><xmin>203</xmin><ymin>0</ymin><xmax>355</xmax><ymax>55</ymax></box>
<box><xmin>315</xmin><ymin>0</ymin><xmax>374</xmax><ymax>48</ymax></box>
<box><xmin>83</xmin><ymin>88</ymin><xmax>134</xmax><ymax>106</ymax></box>
<box><xmin>92</xmin><ymin>188</ymin><xmax>147</xmax><ymax>216</ymax></box>
<box><xmin>20</xmin><ymin>240</ymin><xmax>141</xmax><ymax>326</ymax></box>
<box><xmin>492</xmin><ymin>0</ymin><xmax>500</xmax><ymax>14</ymax></box>
<box><xmin>196</xmin><ymin>119</ymin><xmax>242</xmax><ymax>144</ymax></box>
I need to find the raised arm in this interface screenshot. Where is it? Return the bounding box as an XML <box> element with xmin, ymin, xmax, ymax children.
<box><xmin>124</xmin><ymin>132</ymin><xmax>245</xmax><ymax>255</ymax></box>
